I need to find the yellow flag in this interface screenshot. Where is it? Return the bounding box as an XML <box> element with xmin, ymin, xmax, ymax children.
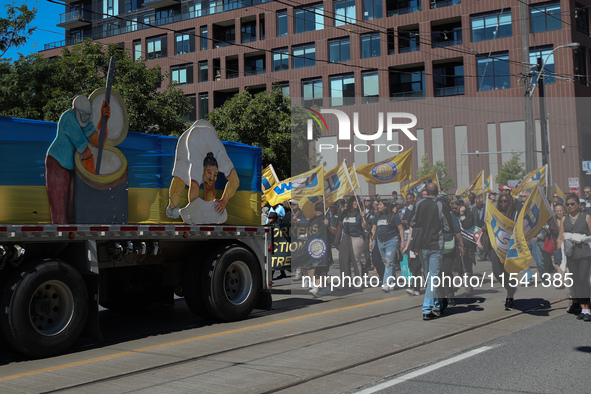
<box><xmin>348</xmin><ymin>165</ymin><xmax>360</xmax><ymax>190</ymax></box>
<box><xmin>485</xmin><ymin>199</ymin><xmax>515</xmax><ymax>263</ymax></box>
<box><xmin>401</xmin><ymin>172</ymin><xmax>438</xmax><ymax>198</ymax></box>
<box><xmin>356</xmin><ymin>149</ymin><xmax>413</xmax><ymax>184</ymax></box>
<box><xmin>460</xmin><ymin>170</ymin><xmax>484</xmax><ymax>198</ymax></box>
<box><xmin>553</xmin><ymin>184</ymin><xmax>567</xmax><ymax>205</ymax></box>
<box><xmin>261</xmin><ymin>164</ymin><xmax>279</xmax><ymax>206</ymax></box>
<box><xmin>505</xmin><ymin>183</ymin><xmax>553</xmax><ymax>273</ymax></box>
<box><xmin>511</xmin><ymin>165</ymin><xmax>547</xmax><ymax>196</ymax></box>
<box><xmin>324</xmin><ymin>161</ymin><xmax>354</xmax><ymax>206</ymax></box>
<box><xmin>265</xmin><ymin>165</ymin><xmax>324</xmax><ymax>207</ymax></box>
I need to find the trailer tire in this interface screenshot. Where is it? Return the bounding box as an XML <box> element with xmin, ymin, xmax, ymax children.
<box><xmin>0</xmin><ymin>260</ymin><xmax>88</xmax><ymax>358</ymax></box>
<box><xmin>203</xmin><ymin>245</ymin><xmax>261</xmax><ymax>322</ymax></box>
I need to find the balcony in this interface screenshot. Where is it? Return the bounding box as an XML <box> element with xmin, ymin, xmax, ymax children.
<box><xmin>57</xmin><ymin>9</ymin><xmax>92</xmax><ymax>29</ymax></box>
<box><xmin>143</xmin><ymin>0</ymin><xmax>180</xmax><ymax>9</ymax></box>
<box><xmin>430</xmin><ymin>0</ymin><xmax>460</xmax><ymax>9</ymax></box>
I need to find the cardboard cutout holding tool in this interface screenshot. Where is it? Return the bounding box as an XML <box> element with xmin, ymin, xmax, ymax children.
<box><xmin>167</xmin><ymin>120</ymin><xmax>239</xmax><ymax>224</ymax></box>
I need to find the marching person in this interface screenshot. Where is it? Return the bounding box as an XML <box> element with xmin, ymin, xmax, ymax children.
<box><xmin>556</xmin><ymin>194</ymin><xmax>591</xmax><ymax>322</ymax></box>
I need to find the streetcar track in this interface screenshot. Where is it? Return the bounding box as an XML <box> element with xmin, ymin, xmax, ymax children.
<box><xmin>37</xmin><ymin>296</ymin><xmax>565</xmax><ymax>394</ymax></box>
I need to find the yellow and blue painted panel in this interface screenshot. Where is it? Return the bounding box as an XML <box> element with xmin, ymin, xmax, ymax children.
<box><xmin>0</xmin><ymin>116</ymin><xmax>262</xmax><ymax>225</ymax></box>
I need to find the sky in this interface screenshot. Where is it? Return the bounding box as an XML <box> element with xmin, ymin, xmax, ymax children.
<box><xmin>3</xmin><ymin>0</ymin><xmax>65</xmax><ymax>61</ymax></box>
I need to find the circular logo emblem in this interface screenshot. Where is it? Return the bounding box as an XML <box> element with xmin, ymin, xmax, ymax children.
<box><xmin>370</xmin><ymin>162</ymin><xmax>399</xmax><ymax>182</ymax></box>
<box><xmin>308</xmin><ymin>238</ymin><xmax>327</xmax><ymax>259</ymax></box>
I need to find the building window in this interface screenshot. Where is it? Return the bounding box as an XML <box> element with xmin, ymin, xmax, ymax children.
<box><xmin>530</xmin><ymin>2</ymin><xmax>561</xmax><ymax>33</ymax></box>
<box><xmin>477</xmin><ymin>52</ymin><xmax>510</xmax><ymax>91</ymax></box>
<box><xmin>146</xmin><ymin>35</ymin><xmax>167</xmax><ymax>60</ymax></box>
<box><xmin>198</xmin><ymin>60</ymin><xmax>208</xmax><ymax>82</ymax></box>
<box><xmin>471</xmin><ymin>11</ymin><xmax>512</xmax><ymax>42</ymax></box>
<box><xmin>133</xmin><ymin>39</ymin><xmax>142</xmax><ymax>61</ymax></box>
<box><xmin>295</xmin><ymin>4</ymin><xmax>323</xmax><ymax>34</ymax></box>
<box><xmin>387</xmin><ymin>0</ymin><xmax>421</xmax><ymax>17</ymax></box>
<box><xmin>183</xmin><ymin>95</ymin><xmax>197</xmax><ymax>123</ymax></box>
<box><xmin>302</xmin><ymin>78</ymin><xmax>323</xmax><ymax>107</ymax></box>
<box><xmin>241</xmin><ymin>21</ymin><xmax>257</xmax><ymax>43</ymax></box>
<box><xmin>329</xmin><ymin>37</ymin><xmax>350</xmax><ymax>63</ymax></box>
<box><xmin>175</xmin><ymin>30</ymin><xmax>194</xmax><ymax>55</ymax></box>
<box><xmin>124</xmin><ymin>0</ymin><xmax>142</xmax><ymax>13</ymax></box>
<box><xmin>362</xmin><ymin>71</ymin><xmax>379</xmax><ymax>103</ymax></box>
<box><xmin>575</xmin><ymin>5</ymin><xmax>590</xmax><ymax>35</ymax></box>
<box><xmin>330</xmin><ymin>73</ymin><xmax>355</xmax><ymax>107</ymax></box>
<box><xmin>335</xmin><ymin>0</ymin><xmax>356</xmax><ymax>26</ymax></box>
<box><xmin>188</xmin><ymin>3</ymin><xmax>202</xmax><ymax>18</ymax></box>
<box><xmin>433</xmin><ymin>62</ymin><xmax>465</xmax><ymax>97</ymax></box>
<box><xmin>277</xmin><ymin>81</ymin><xmax>290</xmax><ymax>97</ymax></box>
<box><xmin>390</xmin><ymin>67</ymin><xmax>425</xmax><ymax>99</ymax></box>
<box><xmin>574</xmin><ymin>47</ymin><xmax>587</xmax><ymax>85</ymax></box>
<box><xmin>171</xmin><ymin>64</ymin><xmax>193</xmax><ymax>85</ymax></box>
<box><xmin>399</xmin><ymin>28</ymin><xmax>420</xmax><ymax>53</ymax></box>
<box><xmin>273</xmin><ymin>47</ymin><xmax>289</xmax><ymax>71</ymax></box>
<box><xmin>200</xmin><ymin>26</ymin><xmax>208</xmax><ymax>50</ymax></box>
<box><xmin>104</xmin><ymin>0</ymin><xmax>118</xmax><ymax>18</ymax></box>
<box><xmin>432</xmin><ymin>22</ymin><xmax>462</xmax><ymax>48</ymax></box>
<box><xmin>277</xmin><ymin>10</ymin><xmax>288</xmax><ymax>37</ymax></box>
<box><xmin>293</xmin><ymin>43</ymin><xmax>316</xmax><ymax>69</ymax></box>
<box><xmin>363</xmin><ymin>0</ymin><xmax>383</xmax><ymax>21</ymax></box>
<box><xmin>144</xmin><ymin>14</ymin><xmax>155</xmax><ymax>25</ymax></box>
<box><xmin>530</xmin><ymin>46</ymin><xmax>555</xmax><ymax>85</ymax></box>
<box><xmin>226</xmin><ymin>58</ymin><xmax>239</xmax><ymax>79</ymax></box>
<box><xmin>361</xmin><ymin>32</ymin><xmax>380</xmax><ymax>58</ymax></box>
<box><xmin>260</xmin><ymin>14</ymin><xmax>265</xmax><ymax>40</ymax></box>
<box><xmin>198</xmin><ymin>93</ymin><xmax>209</xmax><ymax>119</ymax></box>
<box><xmin>245</xmin><ymin>54</ymin><xmax>266</xmax><ymax>76</ymax></box>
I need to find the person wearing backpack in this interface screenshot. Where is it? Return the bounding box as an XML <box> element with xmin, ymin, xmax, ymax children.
<box><xmin>403</xmin><ymin>183</ymin><xmax>461</xmax><ymax>320</ymax></box>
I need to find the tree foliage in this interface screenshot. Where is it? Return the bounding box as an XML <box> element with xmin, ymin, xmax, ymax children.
<box><xmin>207</xmin><ymin>88</ymin><xmax>320</xmax><ymax>180</ymax></box>
<box><xmin>0</xmin><ymin>2</ymin><xmax>36</xmax><ymax>57</ymax></box>
<box><xmin>496</xmin><ymin>153</ymin><xmax>526</xmax><ymax>186</ymax></box>
<box><xmin>416</xmin><ymin>154</ymin><xmax>455</xmax><ymax>193</ymax></box>
<box><xmin>0</xmin><ymin>40</ymin><xmax>192</xmax><ymax>135</ymax></box>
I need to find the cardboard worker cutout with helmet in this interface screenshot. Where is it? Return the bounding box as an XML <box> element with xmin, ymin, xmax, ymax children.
<box><xmin>166</xmin><ymin>119</ymin><xmax>239</xmax><ymax>225</ymax></box>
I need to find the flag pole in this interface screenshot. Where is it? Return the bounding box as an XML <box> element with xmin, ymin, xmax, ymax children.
<box><xmin>343</xmin><ymin>160</ymin><xmax>364</xmax><ymax>216</ymax></box>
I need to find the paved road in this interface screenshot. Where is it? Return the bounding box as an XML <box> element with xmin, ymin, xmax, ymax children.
<box><xmin>0</xmin><ymin>255</ymin><xmax>584</xmax><ymax>393</ymax></box>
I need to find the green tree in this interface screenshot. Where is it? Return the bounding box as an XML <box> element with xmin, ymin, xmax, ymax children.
<box><xmin>495</xmin><ymin>153</ymin><xmax>525</xmax><ymax>186</ymax></box>
<box><xmin>0</xmin><ymin>40</ymin><xmax>192</xmax><ymax>135</ymax></box>
<box><xmin>207</xmin><ymin>88</ymin><xmax>320</xmax><ymax>180</ymax></box>
<box><xmin>416</xmin><ymin>154</ymin><xmax>455</xmax><ymax>193</ymax></box>
<box><xmin>0</xmin><ymin>2</ymin><xmax>36</xmax><ymax>57</ymax></box>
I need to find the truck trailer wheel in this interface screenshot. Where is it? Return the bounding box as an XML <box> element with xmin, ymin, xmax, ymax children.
<box><xmin>203</xmin><ymin>245</ymin><xmax>261</xmax><ymax>321</ymax></box>
<box><xmin>0</xmin><ymin>260</ymin><xmax>88</xmax><ymax>358</ymax></box>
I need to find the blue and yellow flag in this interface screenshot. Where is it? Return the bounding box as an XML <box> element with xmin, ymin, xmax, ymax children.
<box><xmin>511</xmin><ymin>165</ymin><xmax>547</xmax><ymax>196</ymax></box>
<box><xmin>324</xmin><ymin>161</ymin><xmax>353</xmax><ymax>206</ymax></box>
<box><xmin>553</xmin><ymin>184</ymin><xmax>566</xmax><ymax>205</ymax></box>
<box><xmin>401</xmin><ymin>172</ymin><xmax>438</xmax><ymax>198</ymax></box>
<box><xmin>356</xmin><ymin>149</ymin><xmax>413</xmax><ymax>184</ymax></box>
<box><xmin>261</xmin><ymin>164</ymin><xmax>279</xmax><ymax>206</ymax></box>
<box><xmin>460</xmin><ymin>170</ymin><xmax>484</xmax><ymax>198</ymax></box>
<box><xmin>505</xmin><ymin>183</ymin><xmax>553</xmax><ymax>273</ymax></box>
<box><xmin>485</xmin><ymin>199</ymin><xmax>515</xmax><ymax>262</ymax></box>
<box><xmin>482</xmin><ymin>175</ymin><xmax>492</xmax><ymax>194</ymax></box>
<box><xmin>265</xmin><ymin>165</ymin><xmax>324</xmax><ymax>208</ymax></box>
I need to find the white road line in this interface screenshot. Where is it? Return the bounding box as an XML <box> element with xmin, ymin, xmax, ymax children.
<box><xmin>356</xmin><ymin>346</ymin><xmax>493</xmax><ymax>394</ymax></box>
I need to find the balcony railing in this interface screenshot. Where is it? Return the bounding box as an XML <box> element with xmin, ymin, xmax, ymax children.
<box><xmin>45</xmin><ymin>0</ymin><xmax>272</xmax><ymax>51</ymax></box>
<box><xmin>57</xmin><ymin>9</ymin><xmax>92</xmax><ymax>28</ymax></box>
<box><xmin>430</xmin><ymin>0</ymin><xmax>460</xmax><ymax>9</ymax></box>
<box><xmin>434</xmin><ymin>85</ymin><xmax>465</xmax><ymax>97</ymax></box>
<box><xmin>390</xmin><ymin>90</ymin><xmax>426</xmax><ymax>100</ymax></box>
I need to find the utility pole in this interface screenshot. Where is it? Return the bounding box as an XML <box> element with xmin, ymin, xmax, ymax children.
<box><xmin>538</xmin><ymin>57</ymin><xmax>550</xmax><ymax>178</ymax></box>
<box><xmin>520</xmin><ymin>1</ymin><xmax>535</xmax><ymax>173</ymax></box>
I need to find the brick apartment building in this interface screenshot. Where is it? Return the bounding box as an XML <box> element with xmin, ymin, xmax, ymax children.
<box><xmin>42</xmin><ymin>0</ymin><xmax>591</xmax><ymax>193</ymax></box>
